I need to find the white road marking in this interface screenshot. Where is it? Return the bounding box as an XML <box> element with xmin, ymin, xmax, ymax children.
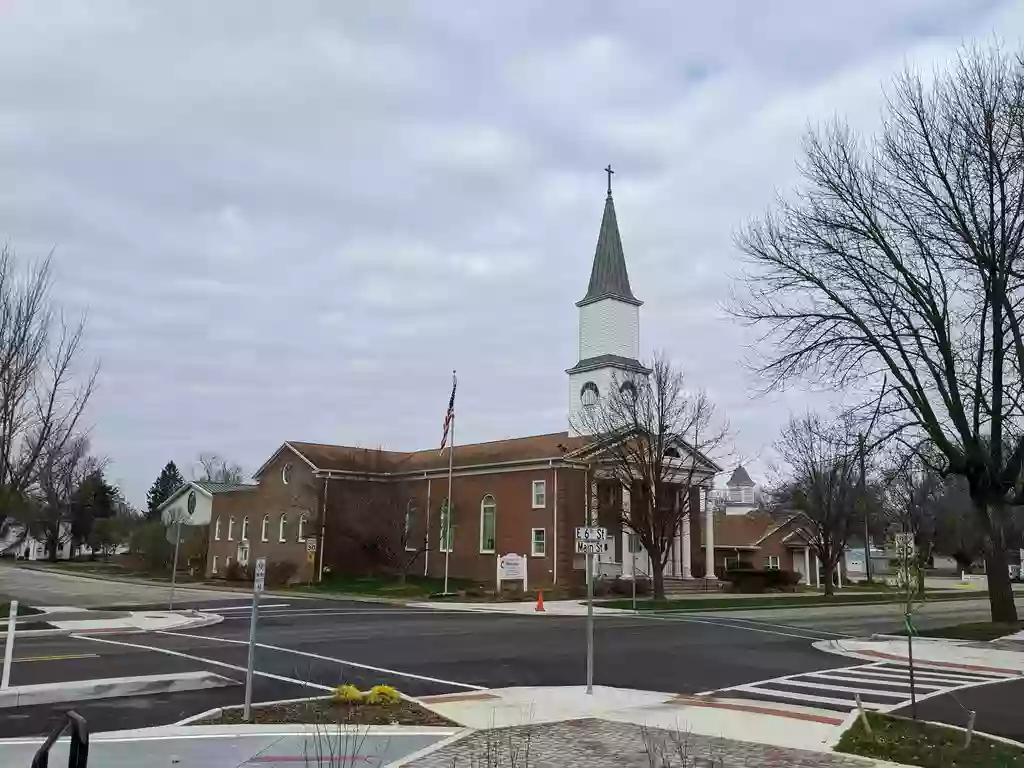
<box><xmin>682</xmin><ymin>614</ymin><xmax>854</xmax><ymax>639</ymax></box>
<box><xmin>221</xmin><ymin>609</ymin><xmax>443</xmax><ymax>620</ymax></box>
<box><xmin>158</xmin><ymin>630</ymin><xmax>486</xmax><ymax>691</ymax></box>
<box><xmin>822</xmin><ymin>666</ymin><xmax>994</xmax><ymax>685</ymax></box>
<box><xmin>802</xmin><ymin>671</ymin><xmax>943</xmax><ymax>690</ymax></box>
<box><xmin>204</xmin><ymin>604</ymin><xmax>290</xmax><ymax>612</ymax></box>
<box><xmin>74</xmin><ymin>634</ymin><xmax>332</xmax><ymax>691</ymax></box>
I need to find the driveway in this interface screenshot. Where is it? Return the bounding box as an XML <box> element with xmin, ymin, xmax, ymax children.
<box><xmin>0</xmin><ymin>564</ymin><xmax>243</xmax><ymax>607</ymax></box>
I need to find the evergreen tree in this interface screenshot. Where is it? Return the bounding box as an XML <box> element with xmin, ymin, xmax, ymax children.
<box><xmin>146</xmin><ymin>461</ymin><xmax>184</xmax><ymax>520</ymax></box>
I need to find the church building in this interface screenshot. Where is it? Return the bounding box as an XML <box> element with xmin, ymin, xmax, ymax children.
<box><xmin>172</xmin><ymin>177</ymin><xmax>725</xmax><ymax>588</ymax></box>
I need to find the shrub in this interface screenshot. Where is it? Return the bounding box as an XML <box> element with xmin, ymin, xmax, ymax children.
<box><xmin>332</xmin><ymin>684</ymin><xmax>364</xmax><ymax>703</ymax></box>
<box><xmin>724</xmin><ymin>568</ymin><xmax>801</xmax><ymax>593</ymax></box>
<box><xmin>364</xmin><ymin>685</ymin><xmax>402</xmax><ymax>706</ymax></box>
<box><xmin>265</xmin><ymin>560</ymin><xmax>298</xmax><ymax>587</ymax></box>
<box><xmin>224</xmin><ymin>561</ymin><xmax>251</xmax><ymax>582</ymax></box>
<box><xmin>609</xmin><ymin>577</ymin><xmax>651</xmax><ymax>596</ymax></box>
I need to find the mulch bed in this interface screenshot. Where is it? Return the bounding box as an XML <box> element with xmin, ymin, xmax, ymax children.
<box><xmin>194</xmin><ymin>697</ymin><xmax>456</xmax><ymax>727</ymax></box>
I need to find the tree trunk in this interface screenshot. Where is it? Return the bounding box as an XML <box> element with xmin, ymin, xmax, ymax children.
<box><xmin>985</xmin><ymin>545</ymin><xmax>1017</xmax><ymax>623</ymax></box>
<box><xmin>822</xmin><ymin>558</ymin><xmax>835</xmax><ymax>597</ymax></box>
<box><xmin>652</xmin><ymin>561</ymin><xmax>666</xmax><ymax>600</ymax></box>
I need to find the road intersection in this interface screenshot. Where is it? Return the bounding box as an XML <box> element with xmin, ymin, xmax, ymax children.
<box><xmin>0</xmin><ymin>566</ymin><xmax>1022</xmax><ymax>743</ymax></box>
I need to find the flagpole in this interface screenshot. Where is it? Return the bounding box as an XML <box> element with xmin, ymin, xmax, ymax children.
<box><xmin>444</xmin><ymin>405</ymin><xmax>454</xmax><ymax>595</ymax></box>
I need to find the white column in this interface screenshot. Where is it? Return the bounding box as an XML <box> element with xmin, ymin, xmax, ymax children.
<box><xmin>813</xmin><ymin>553</ymin><xmax>820</xmax><ymax>589</ymax></box>
<box><xmin>621</xmin><ymin>483</ymin><xmax>631</xmax><ymax>572</ymax></box>
<box><xmin>837</xmin><ymin>558</ymin><xmax>843</xmax><ymax>589</ymax></box>
<box><xmin>803</xmin><ymin>547</ymin><xmax>811</xmax><ymax>587</ymax></box>
<box><xmin>703</xmin><ymin>486</ymin><xmax>716</xmax><ymax>579</ymax></box>
<box><xmin>681</xmin><ymin>489</ymin><xmax>693</xmax><ymax>579</ymax></box>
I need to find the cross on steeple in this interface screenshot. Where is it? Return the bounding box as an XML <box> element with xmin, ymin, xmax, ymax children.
<box><xmin>604</xmin><ymin>164</ymin><xmax>614</xmax><ymax>197</ymax></box>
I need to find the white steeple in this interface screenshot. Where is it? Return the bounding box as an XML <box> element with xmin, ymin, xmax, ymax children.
<box><xmin>567</xmin><ymin>167</ymin><xmax>649</xmax><ymax>432</ymax></box>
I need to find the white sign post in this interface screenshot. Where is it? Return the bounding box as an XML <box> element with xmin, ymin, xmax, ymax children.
<box><xmin>575</xmin><ymin>527</ymin><xmax>606</xmax><ymax>695</ymax></box>
<box><xmin>496</xmin><ymin>553</ymin><xmax>528</xmax><ymax>592</ymax></box>
<box><xmin>1</xmin><ymin>600</ymin><xmax>18</xmax><ymax>690</ymax></box>
<box><xmin>243</xmin><ymin>557</ymin><xmax>266</xmax><ymax>721</ymax></box>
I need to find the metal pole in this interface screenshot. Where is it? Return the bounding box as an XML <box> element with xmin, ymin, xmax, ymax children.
<box><xmin>169</xmin><ymin>518</ymin><xmax>181</xmax><ymax>611</ymax></box>
<box><xmin>586</xmin><ymin>552</ymin><xmax>594</xmax><ymax>694</ymax></box>
<box><xmin>859</xmin><ymin>433</ymin><xmax>871</xmax><ymax>583</ymax></box>
<box><xmin>443</xmin><ymin>411</ymin><xmax>455</xmax><ymax>595</ymax></box>
<box><xmin>907</xmin><ymin>608</ymin><xmax>916</xmax><ymax>720</ymax></box>
<box><xmin>243</xmin><ymin>587</ymin><xmax>260</xmax><ymax>721</ymax></box>
<box><xmin>1</xmin><ymin>600</ymin><xmax>17</xmax><ymax>690</ymax></box>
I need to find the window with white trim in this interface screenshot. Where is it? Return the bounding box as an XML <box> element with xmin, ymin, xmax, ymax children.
<box><xmin>531</xmin><ymin>528</ymin><xmax>546</xmax><ymax>557</ymax></box>
<box><xmin>227</xmin><ymin>516</ymin><xmax>235</xmax><ymax>541</ymax></box>
<box><xmin>439</xmin><ymin>499</ymin><xmax>453</xmax><ymax>553</ymax></box>
<box><xmin>479</xmin><ymin>495</ymin><xmax>496</xmax><ymax>553</ymax></box>
<box><xmin>211</xmin><ymin>556</ymin><xmax>219</xmax><ymax>574</ymax></box>
<box><xmin>278</xmin><ymin>514</ymin><xmax>288</xmax><ymax>543</ymax></box>
<box><xmin>214</xmin><ymin>517</ymin><xmax>222</xmax><ymax>541</ymax></box>
<box><xmin>261</xmin><ymin>515</ymin><xmax>269</xmax><ymax>542</ymax></box>
<box><xmin>765</xmin><ymin>555</ymin><xmax>780</xmax><ymax>570</ymax></box>
<box><xmin>628</xmin><ymin>533</ymin><xmax>643</xmax><ymax>554</ymax></box>
<box><xmin>282</xmin><ymin>462</ymin><xmax>293</xmax><ymax>485</ymax></box>
<box><xmin>241</xmin><ymin>517</ymin><xmax>249</xmax><ymax>541</ymax></box>
<box><xmin>297</xmin><ymin>513</ymin><xmax>308</xmax><ymax>542</ymax></box>
<box><xmin>531</xmin><ymin>480</ymin><xmax>546</xmax><ymax>509</ymax></box>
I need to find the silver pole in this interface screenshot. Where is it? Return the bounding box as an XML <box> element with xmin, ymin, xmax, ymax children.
<box><xmin>169</xmin><ymin>518</ymin><xmax>181</xmax><ymax>611</ymax></box>
<box><xmin>243</xmin><ymin>587</ymin><xmax>260</xmax><ymax>721</ymax></box>
<box><xmin>586</xmin><ymin>553</ymin><xmax>594</xmax><ymax>694</ymax></box>
<box><xmin>1</xmin><ymin>600</ymin><xmax>18</xmax><ymax>690</ymax></box>
<box><xmin>443</xmin><ymin>411</ymin><xmax>455</xmax><ymax>595</ymax></box>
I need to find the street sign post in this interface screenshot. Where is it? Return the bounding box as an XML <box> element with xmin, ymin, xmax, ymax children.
<box><xmin>244</xmin><ymin>557</ymin><xmax>266</xmax><ymax>721</ymax></box>
<box><xmin>576</xmin><ymin>527</ymin><xmax>603</xmax><ymax>694</ymax></box>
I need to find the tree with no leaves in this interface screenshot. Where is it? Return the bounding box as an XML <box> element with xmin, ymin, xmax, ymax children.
<box><xmin>572</xmin><ymin>353</ymin><xmax>726</xmax><ymax>600</ymax></box>
<box><xmin>772</xmin><ymin>412</ymin><xmax>863</xmax><ymax>596</ymax></box>
<box><xmin>193</xmin><ymin>452</ymin><xmax>246</xmax><ymax>485</ymax></box>
<box><xmin>35</xmin><ymin>434</ymin><xmax>103</xmax><ymax>561</ymax></box>
<box><xmin>0</xmin><ymin>246</ymin><xmax>97</xmax><ymax>524</ymax></box>
<box><xmin>733</xmin><ymin>46</ymin><xmax>1024</xmax><ymax>621</ymax></box>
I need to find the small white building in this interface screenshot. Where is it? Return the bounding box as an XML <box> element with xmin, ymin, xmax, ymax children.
<box><xmin>713</xmin><ymin>466</ymin><xmax>758</xmax><ymax>516</ymax></box>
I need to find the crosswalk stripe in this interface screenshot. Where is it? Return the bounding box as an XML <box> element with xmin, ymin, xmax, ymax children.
<box><xmin>804</xmin><ymin>672</ymin><xmax>942</xmax><ymax>690</ymax></box>
<box><xmin>871</xmin><ymin>662</ymin><xmax>1014</xmax><ymax>680</ymax></box>
<box><xmin>826</xmin><ymin>668</ymin><xmax>992</xmax><ymax>685</ymax></box>
<box><xmin>759</xmin><ymin>679</ymin><xmax>908</xmax><ymax>698</ymax></box>
<box><xmin>728</xmin><ymin>687</ymin><xmax>887</xmax><ymax>709</ymax></box>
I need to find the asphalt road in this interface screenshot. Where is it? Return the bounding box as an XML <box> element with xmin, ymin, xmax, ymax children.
<box><xmin>0</xmin><ymin>563</ymin><xmax>243</xmax><ymax>607</ymax></box>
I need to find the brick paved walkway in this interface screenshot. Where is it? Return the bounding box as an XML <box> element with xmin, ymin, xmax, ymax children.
<box><xmin>406</xmin><ymin>718</ymin><xmax>885</xmax><ymax>767</ymax></box>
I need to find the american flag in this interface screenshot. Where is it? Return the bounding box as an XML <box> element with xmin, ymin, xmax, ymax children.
<box><xmin>439</xmin><ymin>371</ymin><xmax>457</xmax><ymax>454</ymax></box>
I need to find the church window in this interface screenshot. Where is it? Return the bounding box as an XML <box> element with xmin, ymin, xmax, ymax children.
<box><xmin>580</xmin><ymin>381</ymin><xmax>599</xmax><ymax>407</ymax></box>
<box><xmin>278</xmin><ymin>514</ymin><xmax>288</xmax><ymax>542</ymax></box>
<box><xmin>227</xmin><ymin>516</ymin><xmax>235</xmax><ymax>541</ymax></box>
<box><xmin>282</xmin><ymin>463</ymin><xmax>293</xmax><ymax>485</ymax></box>
<box><xmin>214</xmin><ymin>517</ymin><xmax>222</xmax><ymax>541</ymax></box>
<box><xmin>261</xmin><ymin>515</ymin><xmax>270</xmax><ymax>541</ymax></box>
<box><xmin>479</xmin><ymin>495</ymin><xmax>496</xmax><ymax>553</ymax></box>
<box><xmin>404</xmin><ymin>500</ymin><xmax>418</xmax><ymax>551</ymax></box>
<box><xmin>241</xmin><ymin>517</ymin><xmax>249</xmax><ymax>540</ymax></box>
<box><xmin>619</xmin><ymin>380</ymin><xmax>637</xmax><ymax>399</ymax></box>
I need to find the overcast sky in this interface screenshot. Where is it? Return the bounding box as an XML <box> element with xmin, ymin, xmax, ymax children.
<box><xmin>0</xmin><ymin>1</ymin><xmax>1018</xmax><ymax>504</ymax></box>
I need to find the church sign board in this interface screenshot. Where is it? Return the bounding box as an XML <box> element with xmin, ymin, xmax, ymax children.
<box><xmin>496</xmin><ymin>553</ymin><xmax>527</xmax><ymax>591</ymax></box>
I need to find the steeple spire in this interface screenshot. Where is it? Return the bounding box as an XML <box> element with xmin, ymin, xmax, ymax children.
<box><xmin>577</xmin><ymin>167</ymin><xmax>640</xmax><ymax>308</ymax></box>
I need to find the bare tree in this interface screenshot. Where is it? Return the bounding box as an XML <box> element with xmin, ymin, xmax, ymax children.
<box><xmin>881</xmin><ymin>448</ymin><xmax>943</xmax><ymax>567</ymax></box>
<box><xmin>194</xmin><ymin>452</ymin><xmax>246</xmax><ymax>485</ymax></box>
<box><xmin>572</xmin><ymin>353</ymin><xmax>727</xmax><ymax>599</ymax></box>
<box><xmin>35</xmin><ymin>434</ymin><xmax>102</xmax><ymax>561</ymax></box>
<box><xmin>772</xmin><ymin>412</ymin><xmax>862</xmax><ymax>596</ymax></box>
<box><xmin>322</xmin><ymin>450</ymin><xmax>428</xmax><ymax>584</ymax></box>
<box><xmin>0</xmin><ymin>247</ymin><xmax>97</xmax><ymax>523</ymax></box>
<box><xmin>733</xmin><ymin>47</ymin><xmax>1024</xmax><ymax>621</ymax></box>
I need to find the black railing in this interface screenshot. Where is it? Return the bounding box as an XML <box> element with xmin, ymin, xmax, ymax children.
<box><xmin>30</xmin><ymin>710</ymin><xmax>88</xmax><ymax>768</ymax></box>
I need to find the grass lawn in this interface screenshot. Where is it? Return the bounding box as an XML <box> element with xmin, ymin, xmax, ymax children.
<box><xmin>599</xmin><ymin>590</ymin><xmax>992</xmax><ymax>612</ymax></box>
<box><xmin>907</xmin><ymin>621</ymin><xmax>1024</xmax><ymax>641</ymax></box>
<box><xmin>287</xmin><ymin>574</ymin><xmax>476</xmax><ymax>599</ymax></box>
<box><xmin>837</xmin><ymin>711</ymin><xmax>1024</xmax><ymax>767</ymax></box>
<box><xmin>0</xmin><ymin>601</ymin><xmax>41</xmax><ymax>618</ymax></box>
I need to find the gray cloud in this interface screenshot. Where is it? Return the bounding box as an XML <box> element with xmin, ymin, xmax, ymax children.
<box><xmin>0</xmin><ymin>0</ymin><xmax>1018</xmax><ymax>500</ymax></box>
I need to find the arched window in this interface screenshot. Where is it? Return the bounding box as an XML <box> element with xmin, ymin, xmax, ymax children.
<box><xmin>439</xmin><ymin>498</ymin><xmax>453</xmax><ymax>553</ymax></box>
<box><xmin>278</xmin><ymin>514</ymin><xmax>288</xmax><ymax>542</ymax></box>
<box><xmin>282</xmin><ymin>462</ymin><xmax>293</xmax><ymax>485</ymax></box>
<box><xmin>479</xmin><ymin>495</ymin><xmax>496</xmax><ymax>553</ymax></box>
<box><xmin>227</xmin><ymin>516</ymin><xmax>235</xmax><ymax>541</ymax></box>
<box><xmin>619</xmin><ymin>380</ymin><xmax>637</xmax><ymax>399</ymax></box>
<box><xmin>404</xmin><ymin>500</ymin><xmax>417</xmax><ymax>551</ymax></box>
<box><xmin>580</xmin><ymin>381</ymin><xmax>599</xmax><ymax>407</ymax></box>
<box><xmin>214</xmin><ymin>517</ymin><xmax>222</xmax><ymax>541</ymax></box>
<box><xmin>297</xmin><ymin>513</ymin><xmax>308</xmax><ymax>542</ymax></box>
<box><xmin>241</xmin><ymin>517</ymin><xmax>249</xmax><ymax>541</ymax></box>
<box><xmin>261</xmin><ymin>515</ymin><xmax>270</xmax><ymax>542</ymax></box>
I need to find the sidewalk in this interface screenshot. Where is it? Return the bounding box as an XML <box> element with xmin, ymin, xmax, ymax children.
<box><xmin>0</xmin><ymin>607</ymin><xmax>221</xmax><ymax>637</ymax></box>
<box><xmin>406</xmin><ymin>599</ymin><xmax>619</xmax><ymax>616</ymax></box>
<box><xmin>813</xmin><ymin>636</ymin><xmax>1024</xmax><ymax>674</ymax></box>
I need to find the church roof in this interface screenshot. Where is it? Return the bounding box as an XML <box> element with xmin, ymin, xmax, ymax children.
<box><xmin>727</xmin><ymin>465</ymin><xmax>754</xmax><ymax>487</ymax></box>
<box><xmin>577</xmin><ymin>193</ymin><xmax>641</xmax><ymax>308</ymax></box>
<box><xmin>565</xmin><ymin>354</ymin><xmax>651</xmax><ymax>376</ymax></box>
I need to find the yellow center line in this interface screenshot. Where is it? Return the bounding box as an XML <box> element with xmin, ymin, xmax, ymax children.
<box><xmin>11</xmin><ymin>653</ymin><xmax>99</xmax><ymax>663</ymax></box>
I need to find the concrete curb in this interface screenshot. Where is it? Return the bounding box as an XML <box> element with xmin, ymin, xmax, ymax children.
<box><xmin>0</xmin><ymin>670</ymin><xmax>236</xmax><ymax>708</ymax></box>
<box><xmin>0</xmin><ymin>609</ymin><xmax>223</xmax><ymax>639</ymax></box>
<box><xmin>173</xmin><ymin>694</ymin><xmax>334</xmax><ymax>725</ymax></box>
<box><xmin>388</xmin><ymin>728</ymin><xmax>475</xmax><ymax>766</ymax></box>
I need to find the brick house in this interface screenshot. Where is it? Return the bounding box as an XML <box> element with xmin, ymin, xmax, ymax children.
<box><xmin>176</xmin><ymin>177</ymin><xmax>739</xmax><ymax>588</ymax></box>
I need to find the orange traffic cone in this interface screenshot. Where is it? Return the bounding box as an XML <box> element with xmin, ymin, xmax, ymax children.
<box><xmin>535</xmin><ymin>591</ymin><xmax>545</xmax><ymax>612</ymax></box>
